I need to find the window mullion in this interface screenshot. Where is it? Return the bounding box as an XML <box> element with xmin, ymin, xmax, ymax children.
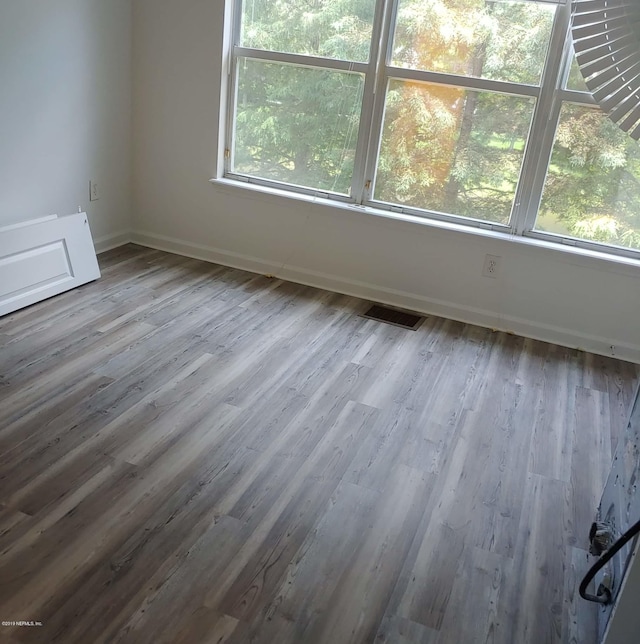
<box><xmin>360</xmin><ymin>0</ymin><xmax>399</xmax><ymax>205</ymax></box>
<box><xmin>350</xmin><ymin>0</ymin><xmax>388</xmax><ymax>204</ymax></box>
<box><xmin>558</xmin><ymin>88</ymin><xmax>596</xmax><ymax>105</ymax></box>
<box><xmin>224</xmin><ymin>0</ymin><xmax>244</xmax><ymax>177</ymax></box>
<box><xmin>512</xmin><ymin>2</ymin><xmax>572</xmax><ymax>235</ymax></box>
<box><xmin>234</xmin><ymin>47</ymin><xmax>368</xmax><ymax>73</ymax></box>
<box><xmin>385</xmin><ymin>67</ymin><xmax>540</xmax><ymax>98</ymax></box>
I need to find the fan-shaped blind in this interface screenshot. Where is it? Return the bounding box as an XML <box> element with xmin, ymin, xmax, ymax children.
<box><xmin>572</xmin><ymin>0</ymin><xmax>640</xmax><ymax>138</ymax></box>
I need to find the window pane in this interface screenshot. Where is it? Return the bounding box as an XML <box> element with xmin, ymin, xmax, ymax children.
<box><xmin>392</xmin><ymin>0</ymin><xmax>554</xmax><ymax>85</ymax></box>
<box><xmin>374</xmin><ymin>80</ymin><xmax>534</xmax><ymax>224</ymax></box>
<box><xmin>537</xmin><ymin>105</ymin><xmax>640</xmax><ymax>250</ymax></box>
<box><xmin>240</xmin><ymin>0</ymin><xmax>375</xmax><ymax>62</ymax></box>
<box><xmin>565</xmin><ymin>52</ymin><xmax>589</xmax><ymax>92</ymax></box>
<box><xmin>233</xmin><ymin>59</ymin><xmax>364</xmax><ymax>194</ymax></box>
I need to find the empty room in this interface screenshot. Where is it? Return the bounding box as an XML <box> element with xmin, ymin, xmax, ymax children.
<box><xmin>2</xmin><ymin>1</ymin><xmax>640</xmax><ymax>643</ymax></box>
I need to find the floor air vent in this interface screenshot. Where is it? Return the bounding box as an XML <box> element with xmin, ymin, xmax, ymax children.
<box><xmin>361</xmin><ymin>304</ymin><xmax>424</xmax><ymax>330</ymax></box>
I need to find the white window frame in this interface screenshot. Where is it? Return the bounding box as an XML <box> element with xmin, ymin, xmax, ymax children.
<box><xmin>221</xmin><ymin>0</ymin><xmax>640</xmax><ymax>261</ymax></box>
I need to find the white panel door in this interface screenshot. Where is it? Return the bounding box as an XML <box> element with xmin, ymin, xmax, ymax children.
<box><xmin>0</xmin><ymin>213</ymin><xmax>101</xmax><ymax>316</ymax></box>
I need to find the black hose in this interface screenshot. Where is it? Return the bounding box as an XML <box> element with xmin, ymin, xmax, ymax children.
<box><xmin>580</xmin><ymin>517</ymin><xmax>640</xmax><ymax>605</ymax></box>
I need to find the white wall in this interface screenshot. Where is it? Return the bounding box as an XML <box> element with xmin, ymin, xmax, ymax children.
<box><xmin>131</xmin><ymin>0</ymin><xmax>640</xmax><ymax>363</ymax></box>
<box><xmin>0</xmin><ymin>0</ymin><xmax>132</xmax><ymax>250</ymax></box>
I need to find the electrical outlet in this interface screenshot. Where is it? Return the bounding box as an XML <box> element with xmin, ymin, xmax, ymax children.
<box><xmin>482</xmin><ymin>254</ymin><xmax>501</xmax><ymax>278</ymax></box>
<box><xmin>90</xmin><ymin>180</ymin><xmax>99</xmax><ymax>202</ymax></box>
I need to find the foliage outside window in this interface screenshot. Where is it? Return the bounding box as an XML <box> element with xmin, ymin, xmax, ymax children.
<box><xmin>226</xmin><ymin>0</ymin><xmax>640</xmax><ymax>256</ymax></box>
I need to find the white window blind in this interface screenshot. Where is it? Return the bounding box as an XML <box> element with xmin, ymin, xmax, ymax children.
<box><xmin>572</xmin><ymin>0</ymin><xmax>640</xmax><ymax>138</ymax></box>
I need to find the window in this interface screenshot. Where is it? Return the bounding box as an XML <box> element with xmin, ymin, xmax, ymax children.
<box><xmin>224</xmin><ymin>0</ymin><xmax>640</xmax><ymax>258</ymax></box>
<box><xmin>534</xmin><ymin>50</ymin><xmax>640</xmax><ymax>251</ymax></box>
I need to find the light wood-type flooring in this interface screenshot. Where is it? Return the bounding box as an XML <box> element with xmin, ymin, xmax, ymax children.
<box><xmin>1</xmin><ymin>244</ymin><xmax>638</xmax><ymax>644</ymax></box>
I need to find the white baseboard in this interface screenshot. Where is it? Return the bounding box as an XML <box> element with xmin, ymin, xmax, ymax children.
<box><xmin>93</xmin><ymin>230</ymin><xmax>132</xmax><ymax>254</ymax></box>
<box><xmin>131</xmin><ymin>229</ymin><xmax>640</xmax><ymax>364</ymax></box>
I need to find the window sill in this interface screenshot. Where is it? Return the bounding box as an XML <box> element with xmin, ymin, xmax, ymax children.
<box><xmin>209</xmin><ymin>176</ymin><xmax>640</xmax><ymax>278</ymax></box>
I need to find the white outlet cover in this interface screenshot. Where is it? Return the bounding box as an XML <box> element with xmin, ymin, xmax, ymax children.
<box><xmin>482</xmin><ymin>254</ymin><xmax>501</xmax><ymax>278</ymax></box>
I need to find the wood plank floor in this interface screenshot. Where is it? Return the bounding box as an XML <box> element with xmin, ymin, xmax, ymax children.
<box><xmin>0</xmin><ymin>244</ymin><xmax>637</xmax><ymax>644</ymax></box>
